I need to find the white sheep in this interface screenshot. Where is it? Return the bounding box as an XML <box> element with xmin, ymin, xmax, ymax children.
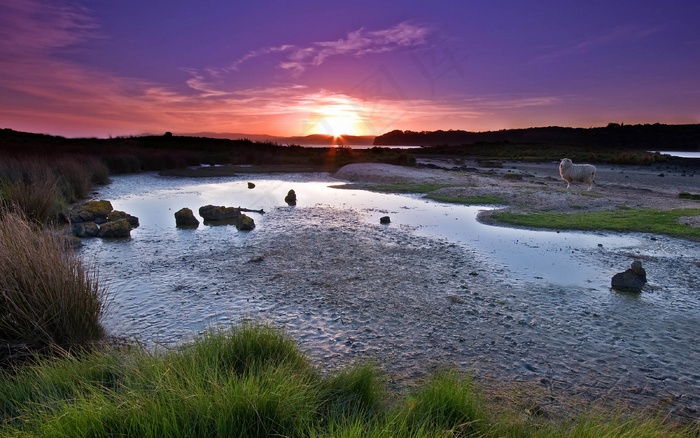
<box><xmin>559</xmin><ymin>158</ymin><xmax>596</xmax><ymax>191</ymax></box>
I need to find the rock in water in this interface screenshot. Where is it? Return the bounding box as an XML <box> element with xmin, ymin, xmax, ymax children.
<box><xmin>248</xmin><ymin>182</ymin><xmax>255</xmax><ymax>189</ymax></box>
<box><xmin>198</xmin><ymin>205</ymin><xmax>241</xmax><ymax>221</ymax></box>
<box><xmin>108</xmin><ymin>210</ymin><xmax>139</xmax><ymax>228</ymax></box>
<box><xmin>380</xmin><ymin>216</ymin><xmax>391</xmax><ymax>224</ymax></box>
<box><xmin>98</xmin><ymin>219</ymin><xmax>131</xmax><ymax>238</ymax></box>
<box><xmin>72</xmin><ymin>221</ymin><xmax>99</xmax><ymax>237</ymax></box>
<box><xmin>611</xmin><ymin>260</ymin><xmax>647</xmax><ymax>293</ymax></box>
<box><xmin>236</xmin><ymin>214</ymin><xmax>256</xmax><ymax>231</ymax></box>
<box><xmin>285</xmin><ymin>189</ymin><xmax>297</xmax><ymax>205</ymax></box>
<box><xmin>174</xmin><ymin>207</ymin><xmax>200</xmax><ymax>227</ymax></box>
<box><xmin>69</xmin><ymin>200</ymin><xmax>113</xmax><ymax>223</ymax></box>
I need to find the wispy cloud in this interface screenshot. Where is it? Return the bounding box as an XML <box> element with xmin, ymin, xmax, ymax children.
<box><xmin>279</xmin><ymin>21</ymin><xmax>431</xmax><ymax>74</ymax></box>
<box><xmin>211</xmin><ymin>21</ymin><xmax>431</xmax><ymax>79</ymax></box>
<box><xmin>182</xmin><ymin>21</ymin><xmax>432</xmax><ymax>99</ymax></box>
<box><xmin>0</xmin><ymin>0</ymin><xmax>98</xmax><ymax>56</ymax></box>
<box><xmin>532</xmin><ymin>24</ymin><xmax>663</xmax><ymax>63</ymax></box>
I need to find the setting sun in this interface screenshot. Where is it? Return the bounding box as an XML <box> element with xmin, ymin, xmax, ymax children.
<box><xmin>302</xmin><ymin>94</ymin><xmax>368</xmax><ymax>137</ymax></box>
<box><xmin>320</xmin><ymin>115</ymin><xmax>360</xmax><ymax>137</ymax></box>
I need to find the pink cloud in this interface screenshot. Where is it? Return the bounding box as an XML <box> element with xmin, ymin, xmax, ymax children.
<box><xmin>0</xmin><ymin>0</ymin><xmax>98</xmax><ymax>56</ymax></box>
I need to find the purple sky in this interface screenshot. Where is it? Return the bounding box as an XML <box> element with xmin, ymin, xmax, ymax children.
<box><xmin>1</xmin><ymin>0</ymin><xmax>698</xmax><ymax>138</ymax></box>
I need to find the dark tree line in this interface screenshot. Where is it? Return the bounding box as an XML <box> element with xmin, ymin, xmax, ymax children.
<box><xmin>374</xmin><ymin>123</ymin><xmax>700</xmax><ymax>151</ymax></box>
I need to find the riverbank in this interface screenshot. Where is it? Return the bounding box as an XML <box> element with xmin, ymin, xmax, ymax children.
<box><xmin>334</xmin><ymin>158</ymin><xmax>700</xmax><ymax>220</ymax></box>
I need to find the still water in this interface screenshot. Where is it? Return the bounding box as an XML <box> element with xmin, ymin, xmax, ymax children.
<box><xmin>85</xmin><ymin>172</ymin><xmax>638</xmax><ymax>286</ymax></box>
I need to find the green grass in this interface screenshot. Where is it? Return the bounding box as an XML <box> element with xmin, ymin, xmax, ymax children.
<box><xmin>1</xmin><ymin>324</ymin><xmax>696</xmax><ymax>437</ymax></box>
<box><xmin>366</xmin><ymin>183</ymin><xmax>454</xmax><ymax>194</ymax></box>
<box><xmin>426</xmin><ymin>194</ymin><xmax>507</xmax><ymax>205</ymax></box>
<box><xmin>492</xmin><ymin>208</ymin><xmax>700</xmax><ymax>240</ymax></box>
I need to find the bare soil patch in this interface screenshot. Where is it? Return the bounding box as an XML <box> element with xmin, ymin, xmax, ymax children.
<box><xmin>333</xmin><ymin>159</ymin><xmax>700</xmax><ymax>226</ymax></box>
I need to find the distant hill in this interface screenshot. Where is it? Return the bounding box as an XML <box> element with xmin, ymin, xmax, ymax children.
<box><xmin>374</xmin><ymin>124</ymin><xmax>700</xmax><ymax>151</ymax></box>
<box><xmin>181</xmin><ymin>132</ymin><xmax>375</xmax><ymax>146</ymax></box>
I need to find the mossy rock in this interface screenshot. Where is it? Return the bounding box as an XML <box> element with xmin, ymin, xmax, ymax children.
<box><xmin>199</xmin><ymin>205</ymin><xmax>241</xmax><ymax>221</ymax></box>
<box><xmin>98</xmin><ymin>219</ymin><xmax>131</xmax><ymax>238</ymax></box>
<box><xmin>72</xmin><ymin>221</ymin><xmax>99</xmax><ymax>237</ymax></box>
<box><xmin>236</xmin><ymin>214</ymin><xmax>255</xmax><ymax>231</ymax></box>
<box><xmin>175</xmin><ymin>207</ymin><xmax>200</xmax><ymax>227</ymax></box>
<box><xmin>107</xmin><ymin>210</ymin><xmax>140</xmax><ymax>227</ymax></box>
<box><xmin>71</xmin><ymin>200</ymin><xmax>113</xmax><ymax>223</ymax></box>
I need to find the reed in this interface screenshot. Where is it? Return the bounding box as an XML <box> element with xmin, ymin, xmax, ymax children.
<box><xmin>0</xmin><ymin>210</ymin><xmax>106</xmax><ymax>360</ymax></box>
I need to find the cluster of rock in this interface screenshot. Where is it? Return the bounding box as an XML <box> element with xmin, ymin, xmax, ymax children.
<box><xmin>69</xmin><ymin>200</ymin><xmax>139</xmax><ymax>238</ymax></box>
<box><xmin>174</xmin><ymin>205</ymin><xmax>256</xmax><ymax>230</ymax></box>
<box><xmin>70</xmin><ymin>188</ymin><xmax>291</xmax><ymax>239</ymax></box>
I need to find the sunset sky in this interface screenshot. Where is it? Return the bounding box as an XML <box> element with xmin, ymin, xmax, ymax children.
<box><xmin>1</xmin><ymin>0</ymin><xmax>699</xmax><ymax>139</ymax></box>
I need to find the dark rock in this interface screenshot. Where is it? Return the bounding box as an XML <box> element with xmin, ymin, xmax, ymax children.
<box><xmin>72</xmin><ymin>221</ymin><xmax>99</xmax><ymax>237</ymax></box>
<box><xmin>198</xmin><ymin>205</ymin><xmax>255</xmax><ymax>230</ymax></box>
<box><xmin>236</xmin><ymin>213</ymin><xmax>255</xmax><ymax>231</ymax></box>
<box><xmin>285</xmin><ymin>189</ymin><xmax>297</xmax><ymax>205</ymax></box>
<box><xmin>380</xmin><ymin>216</ymin><xmax>391</xmax><ymax>224</ymax></box>
<box><xmin>174</xmin><ymin>208</ymin><xmax>200</xmax><ymax>227</ymax></box>
<box><xmin>611</xmin><ymin>260</ymin><xmax>647</xmax><ymax>293</ymax></box>
<box><xmin>198</xmin><ymin>205</ymin><xmax>241</xmax><ymax>221</ymax></box>
<box><xmin>70</xmin><ymin>200</ymin><xmax>113</xmax><ymax>223</ymax></box>
<box><xmin>98</xmin><ymin>219</ymin><xmax>131</xmax><ymax>238</ymax></box>
<box><xmin>108</xmin><ymin>210</ymin><xmax>139</xmax><ymax>228</ymax></box>
<box><xmin>65</xmin><ymin>236</ymin><xmax>83</xmax><ymax>250</ymax></box>
<box><xmin>247</xmin><ymin>182</ymin><xmax>255</xmax><ymax>189</ymax></box>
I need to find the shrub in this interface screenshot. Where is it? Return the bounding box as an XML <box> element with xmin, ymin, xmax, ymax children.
<box><xmin>0</xmin><ymin>210</ymin><xmax>106</xmax><ymax>362</ymax></box>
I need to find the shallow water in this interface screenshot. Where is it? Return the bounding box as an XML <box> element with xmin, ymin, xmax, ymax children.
<box><xmin>80</xmin><ymin>172</ymin><xmax>700</xmax><ymax>416</ymax></box>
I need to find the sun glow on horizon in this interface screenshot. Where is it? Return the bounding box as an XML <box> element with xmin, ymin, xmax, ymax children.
<box><xmin>302</xmin><ymin>94</ymin><xmax>367</xmax><ymax>137</ymax></box>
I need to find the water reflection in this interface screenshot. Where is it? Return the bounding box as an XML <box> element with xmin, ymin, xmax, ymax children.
<box><xmin>97</xmin><ymin>173</ymin><xmax>644</xmax><ymax>287</ymax></box>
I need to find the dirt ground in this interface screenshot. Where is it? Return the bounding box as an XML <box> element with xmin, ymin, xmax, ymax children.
<box><xmin>333</xmin><ymin>158</ymin><xmax>700</xmax><ymax>226</ymax></box>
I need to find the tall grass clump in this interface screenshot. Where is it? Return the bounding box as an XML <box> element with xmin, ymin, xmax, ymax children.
<box><xmin>0</xmin><ymin>158</ymin><xmax>63</xmax><ymax>224</ymax></box>
<box><xmin>53</xmin><ymin>158</ymin><xmax>92</xmax><ymax>203</ymax></box>
<box><xmin>0</xmin><ymin>210</ymin><xmax>106</xmax><ymax>360</ymax></box>
<box><xmin>0</xmin><ymin>155</ymin><xmax>110</xmax><ymax>223</ymax></box>
<box><xmin>85</xmin><ymin>156</ymin><xmax>110</xmax><ymax>185</ymax></box>
<box><xmin>401</xmin><ymin>369</ymin><xmax>487</xmax><ymax>436</ymax></box>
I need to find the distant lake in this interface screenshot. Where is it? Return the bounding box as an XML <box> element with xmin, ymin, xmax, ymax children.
<box><xmin>656</xmin><ymin>151</ymin><xmax>700</xmax><ymax>158</ymax></box>
<box><xmin>297</xmin><ymin>144</ymin><xmax>422</xmax><ymax>149</ymax></box>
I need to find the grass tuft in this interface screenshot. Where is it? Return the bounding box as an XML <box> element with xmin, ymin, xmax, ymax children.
<box><xmin>403</xmin><ymin>369</ymin><xmax>487</xmax><ymax>436</ymax></box>
<box><xmin>0</xmin><ymin>210</ymin><xmax>106</xmax><ymax>360</ymax></box>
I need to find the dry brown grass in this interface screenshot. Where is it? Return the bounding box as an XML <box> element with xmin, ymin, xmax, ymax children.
<box><xmin>0</xmin><ymin>158</ymin><xmax>63</xmax><ymax>224</ymax></box>
<box><xmin>0</xmin><ymin>210</ymin><xmax>107</xmax><ymax>361</ymax></box>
